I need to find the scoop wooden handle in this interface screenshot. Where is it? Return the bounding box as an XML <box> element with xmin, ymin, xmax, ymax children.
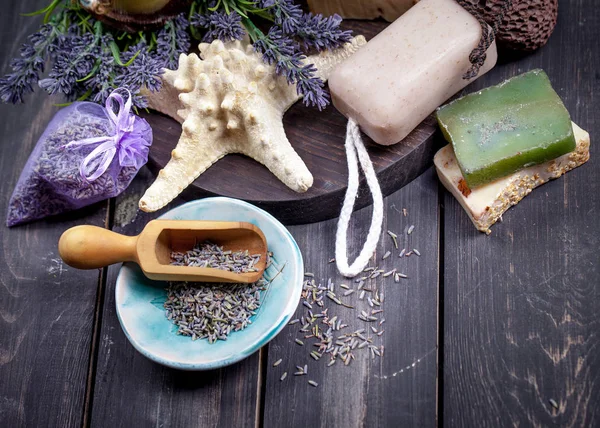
<box><xmin>58</xmin><ymin>225</ymin><xmax>138</xmax><ymax>269</ymax></box>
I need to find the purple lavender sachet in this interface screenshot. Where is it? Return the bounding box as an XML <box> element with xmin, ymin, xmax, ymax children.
<box><xmin>6</xmin><ymin>88</ymin><xmax>152</xmax><ymax>226</ymax></box>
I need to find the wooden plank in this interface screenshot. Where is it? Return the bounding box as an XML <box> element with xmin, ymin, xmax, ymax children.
<box><xmin>262</xmin><ymin>169</ymin><xmax>439</xmax><ymax>427</ymax></box>
<box><xmin>443</xmin><ymin>0</ymin><xmax>600</xmax><ymax>426</ymax></box>
<box><xmin>145</xmin><ymin>20</ymin><xmax>440</xmax><ymax>225</ymax></box>
<box><xmin>89</xmin><ymin>167</ymin><xmax>260</xmax><ymax>428</ymax></box>
<box><xmin>0</xmin><ymin>1</ymin><xmax>108</xmax><ymax>426</ymax></box>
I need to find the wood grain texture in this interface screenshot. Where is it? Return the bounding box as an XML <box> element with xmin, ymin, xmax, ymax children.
<box><xmin>443</xmin><ymin>1</ymin><xmax>600</xmax><ymax>426</ymax></box>
<box><xmin>262</xmin><ymin>169</ymin><xmax>439</xmax><ymax>427</ymax></box>
<box><xmin>145</xmin><ymin>20</ymin><xmax>441</xmax><ymax>225</ymax></box>
<box><xmin>0</xmin><ymin>1</ymin><xmax>108</xmax><ymax>427</ymax></box>
<box><xmin>89</xmin><ymin>167</ymin><xmax>261</xmax><ymax>428</ymax></box>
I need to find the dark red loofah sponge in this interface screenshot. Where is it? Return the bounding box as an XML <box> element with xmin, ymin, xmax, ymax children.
<box><xmin>463</xmin><ymin>0</ymin><xmax>558</xmax><ymax>52</ymax></box>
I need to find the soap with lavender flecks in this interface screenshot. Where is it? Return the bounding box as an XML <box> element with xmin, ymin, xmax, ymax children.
<box><xmin>436</xmin><ymin>69</ymin><xmax>576</xmax><ymax>188</ymax></box>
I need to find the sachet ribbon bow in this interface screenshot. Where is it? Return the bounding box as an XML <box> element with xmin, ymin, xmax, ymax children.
<box><xmin>65</xmin><ymin>89</ymin><xmax>148</xmax><ymax>182</ymax></box>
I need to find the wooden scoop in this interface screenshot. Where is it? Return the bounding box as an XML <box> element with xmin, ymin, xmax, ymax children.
<box><xmin>58</xmin><ymin>220</ymin><xmax>268</xmax><ymax>283</ymax></box>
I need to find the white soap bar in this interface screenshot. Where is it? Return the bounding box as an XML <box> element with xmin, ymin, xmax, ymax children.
<box><xmin>328</xmin><ymin>0</ymin><xmax>497</xmax><ymax>145</ymax></box>
<box><xmin>434</xmin><ymin>123</ymin><xmax>590</xmax><ymax>234</ymax></box>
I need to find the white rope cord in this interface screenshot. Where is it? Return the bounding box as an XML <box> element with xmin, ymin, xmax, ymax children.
<box><xmin>335</xmin><ymin>118</ymin><xmax>384</xmax><ymax>277</ymax></box>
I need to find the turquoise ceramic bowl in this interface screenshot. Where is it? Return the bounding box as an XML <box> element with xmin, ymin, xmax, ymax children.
<box><xmin>115</xmin><ymin>197</ymin><xmax>304</xmax><ymax>370</ymax></box>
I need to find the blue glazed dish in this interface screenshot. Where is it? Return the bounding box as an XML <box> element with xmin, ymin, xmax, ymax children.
<box><xmin>115</xmin><ymin>197</ymin><xmax>304</xmax><ymax>370</ymax></box>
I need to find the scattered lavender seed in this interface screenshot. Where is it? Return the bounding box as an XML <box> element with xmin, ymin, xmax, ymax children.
<box><xmin>343</xmin><ymin>289</ymin><xmax>355</xmax><ymax>296</ymax></box>
<box><xmin>295</xmin><ymin>339</ymin><xmax>304</xmax><ymax>346</ymax></box>
<box><xmin>549</xmin><ymin>398</ymin><xmax>559</xmax><ymax>409</ymax></box>
<box><xmin>387</xmin><ymin>230</ymin><xmax>398</xmax><ymax>249</ymax></box>
<box><xmin>273</xmin><ymin>358</ymin><xmax>283</xmax><ymax>367</ymax></box>
<box><xmin>303</xmin><ymin>301</ymin><xmax>313</xmax><ymax>309</ymax></box>
<box><xmin>164</xmin><ymin>264</ymin><xmax>268</xmax><ymax>343</ymax></box>
<box><xmin>340</xmin><ymin>283</ymin><xmax>350</xmax><ymax>290</ymax></box>
<box><xmin>407</xmin><ymin>225</ymin><xmax>415</xmax><ymax>235</ymax></box>
<box><xmin>382</xmin><ymin>251</ymin><xmax>391</xmax><ymax>260</ymax></box>
<box><xmin>413</xmin><ymin>249</ymin><xmax>421</xmax><ymax>256</ymax></box>
<box><xmin>288</xmin><ymin>319</ymin><xmax>299</xmax><ymax>325</ymax></box>
<box><xmin>308</xmin><ymin>380</ymin><xmax>318</xmax><ymax>387</ymax></box>
<box><xmin>170</xmin><ymin>241</ymin><xmax>262</xmax><ymax>273</ymax></box>
<box><xmin>398</xmin><ymin>273</ymin><xmax>408</xmax><ymax>279</ymax></box>
<box><xmin>280</xmin><ymin>372</ymin><xmax>287</xmax><ymax>381</ymax></box>
<box><xmin>328</xmin><ymin>258</ymin><xmax>335</xmax><ymax>263</ymax></box>
<box><xmin>383</xmin><ymin>269</ymin><xmax>396</xmax><ymax>278</ymax></box>
<box><xmin>304</xmin><ymin>272</ymin><xmax>314</xmax><ymax>277</ymax></box>
<box><xmin>359</xmin><ymin>290</ymin><xmax>366</xmax><ymax>300</ymax></box>
<box><xmin>399</xmin><ymin>248</ymin><xmax>406</xmax><ymax>258</ymax></box>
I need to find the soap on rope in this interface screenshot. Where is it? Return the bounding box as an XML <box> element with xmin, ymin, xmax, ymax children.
<box><xmin>328</xmin><ymin>0</ymin><xmax>497</xmax><ymax>146</ymax></box>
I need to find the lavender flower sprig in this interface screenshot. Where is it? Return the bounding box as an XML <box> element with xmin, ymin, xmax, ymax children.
<box><xmin>295</xmin><ymin>13</ymin><xmax>353</xmax><ymax>51</ymax></box>
<box><xmin>257</xmin><ymin>0</ymin><xmax>303</xmax><ymax>34</ymax></box>
<box><xmin>252</xmin><ymin>26</ymin><xmax>329</xmax><ymax>110</ymax></box>
<box><xmin>0</xmin><ymin>0</ymin><xmax>352</xmax><ymax>110</ymax></box>
<box><xmin>0</xmin><ymin>24</ymin><xmax>60</xmax><ymax>103</ymax></box>
<box><xmin>191</xmin><ymin>10</ymin><xmax>246</xmax><ymax>42</ymax></box>
<box><xmin>156</xmin><ymin>14</ymin><xmax>191</xmax><ymax>70</ymax></box>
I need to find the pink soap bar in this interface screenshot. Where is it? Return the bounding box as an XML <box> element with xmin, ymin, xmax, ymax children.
<box><xmin>328</xmin><ymin>0</ymin><xmax>497</xmax><ymax>146</ymax></box>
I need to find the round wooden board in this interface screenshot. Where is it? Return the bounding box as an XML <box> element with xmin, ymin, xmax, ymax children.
<box><xmin>144</xmin><ymin>20</ymin><xmax>441</xmax><ymax>225</ymax></box>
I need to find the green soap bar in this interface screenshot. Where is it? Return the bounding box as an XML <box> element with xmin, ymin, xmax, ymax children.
<box><xmin>436</xmin><ymin>69</ymin><xmax>576</xmax><ymax>188</ymax></box>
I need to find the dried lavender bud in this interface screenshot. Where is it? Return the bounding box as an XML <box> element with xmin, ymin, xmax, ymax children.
<box><xmin>156</xmin><ymin>14</ymin><xmax>191</xmax><ymax>70</ymax></box>
<box><xmin>39</xmin><ymin>31</ymin><xmax>99</xmax><ymax>98</ymax></box>
<box><xmin>114</xmin><ymin>43</ymin><xmax>164</xmax><ymax>108</ymax></box>
<box><xmin>0</xmin><ymin>24</ymin><xmax>58</xmax><ymax>103</ymax></box>
<box><xmin>258</xmin><ymin>0</ymin><xmax>303</xmax><ymax>34</ymax></box>
<box><xmin>295</xmin><ymin>13</ymin><xmax>353</xmax><ymax>51</ymax></box>
<box><xmin>87</xmin><ymin>35</ymin><xmax>117</xmax><ymax>105</ymax></box>
<box><xmin>253</xmin><ymin>27</ymin><xmax>329</xmax><ymax>110</ymax></box>
<box><xmin>170</xmin><ymin>241</ymin><xmax>262</xmax><ymax>274</ymax></box>
<box><xmin>164</xmin><ymin>278</ymin><xmax>267</xmax><ymax>343</ymax></box>
<box><xmin>191</xmin><ymin>10</ymin><xmax>246</xmax><ymax>43</ymax></box>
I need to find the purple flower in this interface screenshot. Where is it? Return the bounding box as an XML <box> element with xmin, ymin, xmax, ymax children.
<box><xmin>39</xmin><ymin>32</ymin><xmax>98</xmax><ymax>97</ymax></box>
<box><xmin>114</xmin><ymin>43</ymin><xmax>164</xmax><ymax>108</ymax></box>
<box><xmin>87</xmin><ymin>35</ymin><xmax>117</xmax><ymax>105</ymax></box>
<box><xmin>295</xmin><ymin>13</ymin><xmax>352</xmax><ymax>51</ymax></box>
<box><xmin>254</xmin><ymin>27</ymin><xmax>329</xmax><ymax>110</ymax></box>
<box><xmin>156</xmin><ymin>14</ymin><xmax>191</xmax><ymax>70</ymax></box>
<box><xmin>258</xmin><ymin>0</ymin><xmax>303</xmax><ymax>34</ymax></box>
<box><xmin>191</xmin><ymin>10</ymin><xmax>246</xmax><ymax>42</ymax></box>
<box><xmin>0</xmin><ymin>24</ymin><xmax>57</xmax><ymax>103</ymax></box>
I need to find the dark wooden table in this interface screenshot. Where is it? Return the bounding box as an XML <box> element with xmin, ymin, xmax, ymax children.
<box><xmin>1</xmin><ymin>1</ymin><xmax>598</xmax><ymax>427</ymax></box>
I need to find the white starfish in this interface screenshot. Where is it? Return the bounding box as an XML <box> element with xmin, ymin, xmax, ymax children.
<box><xmin>139</xmin><ymin>36</ymin><xmax>366</xmax><ymax>213</ymax></box>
